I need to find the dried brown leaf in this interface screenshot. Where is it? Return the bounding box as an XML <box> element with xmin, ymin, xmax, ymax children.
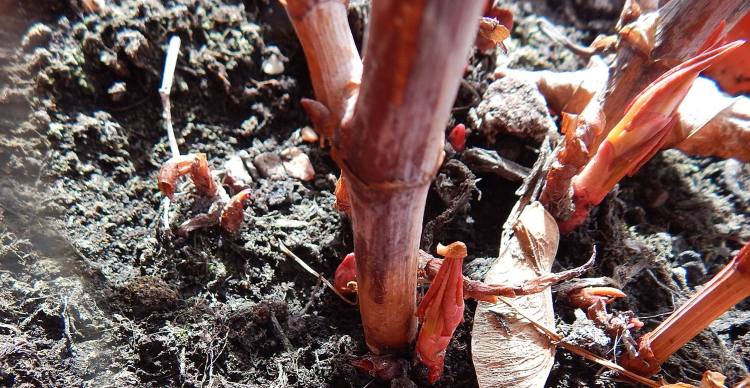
<box><xmin>471</xmin><ymin>202</ymin><xmax>558</xmax><ymax>388</ymax></box>
<box><xmin>660</xmin><ymin>370</ymin><xmax>728</xmax><ymax>388</ymax></box>
<box><xmin>478</xmin><ymin>17</ymin><xmax>510</xmax><ymax>45</ymax></box>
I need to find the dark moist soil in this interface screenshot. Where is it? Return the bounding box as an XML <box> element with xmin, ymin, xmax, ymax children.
<box><xmin>1</xmin><ymin>0</ymin><xmax>748</xmax><ymax>387</ymax></box>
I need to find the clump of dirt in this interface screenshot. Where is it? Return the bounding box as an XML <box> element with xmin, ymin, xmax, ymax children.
<box><xmin>0</xmin><ymin>0</ymin><xmax>748</xmax><ymax>387</ymax></box>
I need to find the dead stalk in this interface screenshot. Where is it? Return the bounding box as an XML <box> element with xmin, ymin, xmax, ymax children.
<box><xmin>159</xmin><ymin>35</ymin><xmax>181</xmax><ymax>229</ymax></box>
<box><xmin>285</xmin><ymin>0</ymin><xmax>483</xmax><ymax>354</ymax></box>
<box><xmin>160</xmin><ymin>35</ymin><xmax>181</xmax><ymax>158</ymax></box>
<box><xmin>620</xmin><ymin>243</ymin><xmax>750</xmax><ymax>377</ymax></box>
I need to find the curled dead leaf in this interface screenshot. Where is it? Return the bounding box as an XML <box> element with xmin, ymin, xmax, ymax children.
<box><xmin>471</xmin><ymin>202</ymin><xmax>558</xmax><ymax>388</ymax></box>
<box><xmin>660</xmin><ymin>370</ymin><xmax>728</xmax><ymax>388</ymax></box>
<box><xmin>478</xmin><ymin>16</ymin><xmax>511</xmax><ymax>50</ymax></box>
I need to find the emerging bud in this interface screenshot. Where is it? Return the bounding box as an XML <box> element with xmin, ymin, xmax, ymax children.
<box><xmin>560</xmin><ymin>38</ymin><xmax>744</xmax><ymax>232</ymax></box>
<box><xmin>447</xmin><ymin>124</ymin><xmax>467</xmax><ymax>152</ymax></box>
<box><xmin>334</xmin><ymin>253</ymin><xmax>357</xmax><ymax>294</ymax></box>
<box><xmin>415</xmin><ymin>241</ymin><xmax>467</xmax><ymax>384</ymax></box>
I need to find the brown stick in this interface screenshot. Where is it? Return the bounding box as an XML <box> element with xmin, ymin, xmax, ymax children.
<box><xmin>620</xmin><ymin>243</ymin><xmax>750</xmax><ymax>376</ymax></box>
<box><xmin>338</xmin><ymin>0</ymin><xmax>484</xmax><ymax>354</ymax></box>
<box><xmin>420</xmin><ymin>249</ymin><xmax>596</xmax><ymax>303</ymax></box>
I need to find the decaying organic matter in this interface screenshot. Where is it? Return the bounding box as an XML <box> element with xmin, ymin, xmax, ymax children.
<box><xmin>621</xmin><ymin>242</ymin><xmax>750</xmax><ymax>377</ymax></box>
<box><xmin>472</xmin><ymin>202</ymin><xmax>558</xmax><ymax>388</ymax></box>
<box><xmin>158</xmin><ymin>153</ymin><xmax>217</xmax><ymax>200</ymax></box>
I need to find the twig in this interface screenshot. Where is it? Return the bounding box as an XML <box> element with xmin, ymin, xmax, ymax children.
<box><xmin>496</xmin><ymin>296</ymin><xmax>662</xmax><ymax>388</ymax></box>
<box><xmin>460</xmin><ymin>147</ymin><xmax>531</xmax><ymax>182</ymax></box>
<box><xmin>300</xmin><ymin>276</ymin><xmax>322</xmax><ymax>316</ymax></box>
<box><xmin>277</xmin><ymin>240</ymin><xmax>356</xmax><ymax>306</ymax></box>
<box><xmin>60</xmin><ymin>296</ymin><xmax>77</xmax><ymax>355</ymax></box>
<box><xmin>159</xmin><ymin>36</ymin><xmax>181</xmax><ymax>230</ymax></box>
<box><xmin>160</xmin><ymin>35</ymin><xmax>181</xmax><ymax>158</ymax></box>
<box><xmin>419</xmin><ymin>246</ymin><xmax>596</xmax><ymax>302</ymax></box>
<box><xmin>270</xmin><ymin>313</ymin><xmax>293</xmax><ymax>353</ymax></box>
<box><xmin>536</xmin><ymin>18</ymin><xmax>599</xmax><ymax>60</ymax></box>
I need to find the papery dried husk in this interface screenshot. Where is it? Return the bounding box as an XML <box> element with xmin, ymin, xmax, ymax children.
<box><xmin>472</xmin><ymin>202</ymin><xmax>558</xmax><ymax>388</ymax></box>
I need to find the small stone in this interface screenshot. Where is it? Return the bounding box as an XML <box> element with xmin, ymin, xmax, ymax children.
<box><xmin>262</xmin><ymin>53</ymin><xmax>284</xmax><ymax>75</ymax></box>
<box><xmin>21</xmin><ymin>23</ymin><xmax>53</xmax><ymax>51</ymax></box>
<box><xmin>224</xmin><ymin>155</ymin><xmax>253</xmax><ymax>186</ymax></box>
<box><xmin>300</xmin><ymin>126</ymin><xmax>319</xmax><ymax>143</ymax></box>
<box><xmin>254</xmin><ymin>152</ymin><xmax>287</xmax><ymax>178</ymax></box>
<box><xmin>648</xmin><ymin>188</ymin><xmax>669</xmax><ymax>208</ymax></box>
<box><xmin>108</xmin><ymin>82</ymin><xmax>127</xmax><ymax>102</ymax></box>
<box><xmin>281</xmin><ymin>148</ymin><xmax>315</xmax><ymax>181</ymax></box>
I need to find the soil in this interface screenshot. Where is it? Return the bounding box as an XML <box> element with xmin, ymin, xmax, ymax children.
<box><xmin>1</xmin><ymin>0</ymin><xmax>748</xmax><ymax>387</ymax></box>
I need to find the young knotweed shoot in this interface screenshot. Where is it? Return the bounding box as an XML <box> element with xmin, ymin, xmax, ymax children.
<box><xmin>282</xmin><ymin>0</ymin><xmax>486</xmax><ymax>353</ymax></box>
<box><xmin>414</xmin><ymin>241</ymin><xmax>467</xmax><ymax>384</ymax></box>
<box><xmin>558</xmin><ymin>39</ymin><xmax>743</xmax><ymax>232</ymax></box>
<box><xmin>540</xmin><ymin>0</ymin><xmax>750</xmax><ymax>224</ymax></box>
<box><xmin>620</xmin><ymin>242</ymin><xmax>750</xmax><ymax>377</ymax></box>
